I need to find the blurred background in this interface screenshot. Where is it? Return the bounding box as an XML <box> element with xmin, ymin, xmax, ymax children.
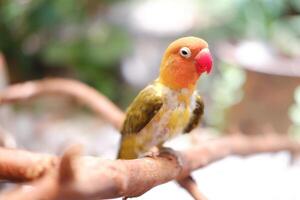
<box><xmin>0</xmin><ymin>0</ymin><xmax>300</xmax><ymax>199</ymax></box>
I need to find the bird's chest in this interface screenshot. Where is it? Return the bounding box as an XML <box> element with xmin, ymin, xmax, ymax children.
<box><xmin>159</xmin><ymin>98</ymin><xmax>189</xmax><ymax>133</ymax></box>
<box><xmin>145</xmin><ymin>89</ymin><xmax>193</xmax><ymax>143</ymax></box>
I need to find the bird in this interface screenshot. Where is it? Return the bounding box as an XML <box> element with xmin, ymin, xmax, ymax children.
<box><xmin>118</xmin><ymin>36</ymin><xmax>213</xmax><ymax>159</ymax></box>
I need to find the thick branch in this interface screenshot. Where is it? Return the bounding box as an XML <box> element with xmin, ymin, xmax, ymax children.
<box><xmin>0</xmin><ymin>133</ymin><xmax>298</xmax><ymax>200</ymax></box>
<box><xmin>0</xmin><ymin>78</ymin><xmax>125</xmax><ymax>129</ymax></box>
<box><xmin>0</xmin><ymin>147</ymin><xmax>57</xmax><ymax>181</ymax></box>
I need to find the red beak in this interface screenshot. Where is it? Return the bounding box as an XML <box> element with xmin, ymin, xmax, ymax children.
<box><xmin>194</xmin><ymin>48</ymin><xmax>213</xmax><ymax>75</ymax></box>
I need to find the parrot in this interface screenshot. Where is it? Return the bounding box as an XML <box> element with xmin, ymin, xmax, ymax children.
<box><xmin>118</xmin><ymin>36</ymin><xmax>213</xmax><ymax>159</ymax></box>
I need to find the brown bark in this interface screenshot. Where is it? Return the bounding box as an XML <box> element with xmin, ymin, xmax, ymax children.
<box><xmin>0</xmin><ymin>78</ymin><xmax>125</xmax><ymax>129</ymax></box>
<box><xmin>0</xmin><ymin>147</ymin><xmax>57</xmax><ymax>182</ymax></box>
<box><xmin>0</xmin><ymin>78</ymin><xmax>299</xmax><ymax>199</ymax></box>
<box><xmin>0</xmin><ymin>133</ymin><xmax>298</xmax><ymax>200</ymax></box>
<box><xmin>177</xmin><ymin>176</ymin><xmax>208</xmax><ymax>200</ymax></box>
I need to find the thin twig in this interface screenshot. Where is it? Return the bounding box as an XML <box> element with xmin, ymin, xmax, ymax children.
<box><xmin>177</xmin><ymin>176</ymin><xmax>208</xmax><ymax>200</ymax></box>
<box><xmin>0</xmin><ymin>126</ymin><xmax>17</xmax><ymax>148</ymax></box>
<box><xmin>0</xmin><ymin>78</ymin><xmax>125</xmax><ymax>129</ymax></box>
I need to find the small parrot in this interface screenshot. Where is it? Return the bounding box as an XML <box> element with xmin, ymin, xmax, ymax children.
<box><xmin>118</xmin><ymin>36</ymin><xmax>213</xmax><ymax>159</ymax></box>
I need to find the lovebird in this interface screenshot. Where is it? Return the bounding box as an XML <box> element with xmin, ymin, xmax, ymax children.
<box><xmin>118</xmin><ymin>37</ymin><xmax>213</xmax><ymax>159</ymax></box>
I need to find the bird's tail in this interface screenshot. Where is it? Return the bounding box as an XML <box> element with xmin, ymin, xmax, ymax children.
<box><xmin>117</xmin><ymin>136</ymin><xmax>139</xmax><ymax>159</ymax></box>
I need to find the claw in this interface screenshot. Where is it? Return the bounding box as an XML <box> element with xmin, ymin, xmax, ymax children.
<box><xmin>159</xmin><ymin>147</ymin><xmax>184</xmax><ymax>168</ymax></box>
<box><xmin>143</xmin><ymin>146</ymin><xmax>160</xmax><ymax>158</ymax></box>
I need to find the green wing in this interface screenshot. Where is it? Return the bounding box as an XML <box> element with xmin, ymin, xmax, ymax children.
<box><xmin>183</xmin><ymin>95</ymin><xmax>204</xmax><ymax>133</ymax></box>
<box><xmin>121</xmin><ymin>85</ymin><xmax>163</xmax><ymax>135</ymax></box>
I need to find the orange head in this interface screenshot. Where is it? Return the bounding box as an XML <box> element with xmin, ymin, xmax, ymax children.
<box><xmin>158</xmin><ymin>36</ymin><xmax>213</xmax><ymax>90</ymax></box>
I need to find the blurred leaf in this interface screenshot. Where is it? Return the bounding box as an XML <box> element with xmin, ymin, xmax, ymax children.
<box><xmin>295</xmin><ymin>86</ymin><xmax>300</xmax><ymax>104</ymax></box>
<box><xmin>207</xmin><ymin>62</ymin><xmax>246</xmax><ymax>129</ymax></box>
<box><xmin>289</xmin><ymin>105</ymin><xmax>300</xmax><ymax>125</ymax></box>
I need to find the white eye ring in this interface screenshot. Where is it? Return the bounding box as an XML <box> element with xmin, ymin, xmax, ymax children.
<box><xmin>179</xmin><ymin>47</ymin><xmax>191</xmax><ymax>58</ymax></box>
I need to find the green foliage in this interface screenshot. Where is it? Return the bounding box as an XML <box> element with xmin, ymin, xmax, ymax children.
<box><xmin>0</xmin><ymin>0</ymin><xmax>129</xmax><ymax>101</ymax></box>
<box><xmin>289</xmin><ymin>86</ymin><xmax>300</xmax><ymax>138</ymax></box>
<box><xmin>196</xmin><ymin>0</ymin><xmax>300</xmax><ymax>130</ymax></box>
<box><xmin>204</xmin><ymin>63</ymin><xmax>246</xmax><ymax>129</ymax></box>
<box><xmin>198</xmin><ymin>0</ymin><xmax>299</xmax><ymax>44</ymax></box>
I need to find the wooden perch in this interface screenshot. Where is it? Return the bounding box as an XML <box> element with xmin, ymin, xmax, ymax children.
<box><xmin>0</xmin><ymin>78</ymin><xmax>125</xmax><ymax>129</ymax></box>
<box><xmin>0</xmin><ymin>133</ymin><xmax>298</xmax><ymax>200</ymax></box>
<box><xmin>0</xmin><ymin>147</ymin><xmax>57</xmax><ymax>181</ymax></box>
<box><xmin>0</xmin><ymin>78</ymin><xmax>299</xmax><ymax>199</ymax></box>
<box><xmin>177</xmin><ymin>176</ymin><xmax>208</xmax><ymax>200</ymax></box>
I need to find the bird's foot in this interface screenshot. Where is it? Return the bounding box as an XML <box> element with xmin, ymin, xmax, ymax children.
<box><xmin>158</xmin><ymin>147</ymin><xmax>184</xmax><ymax>168</ymax></box>
<box><xmin>143</xmin><ymin>146</ymin><xmax>160</xmax><ymax>158</ymax></box>
<box><xmin>143</xmin><ymin>147</ymin><xmax>184</xmax><ymax>168</ymax></box>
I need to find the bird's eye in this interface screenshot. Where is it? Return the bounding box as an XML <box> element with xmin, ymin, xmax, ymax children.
<box><xmin>179</xmin><ymin>47</ymin><xmax>191</xmax><ymax>58</ymax></box>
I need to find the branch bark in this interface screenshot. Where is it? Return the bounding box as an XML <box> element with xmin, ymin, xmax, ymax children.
<box><xmin>0</xmin><ymin>147</ymin><xmax>57</xmax><ymax>181</ymax></box>
<box><xmin>0</xmin><ymin>79</ymin><xmax>300</xmax><ymax>199</ymax></box>
<box><xmin>0</xmin><ymin>78</ymin><xmax>125</xmax><ymax>129</ymax></box>
<box><xmin>0</xmin><ymin>133</ymin><xmax>298</xmax><ymax>200</ymax></box>
<box><xmin>177</xmin><ymin>176</ymin><xmax>208</xmax><ymax>200</ymax></box>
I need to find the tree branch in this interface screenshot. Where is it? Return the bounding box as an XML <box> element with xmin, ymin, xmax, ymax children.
<box><xmin>0</xmin><ymin>133</ymin><xmax>298</xmax><ymax>200</ymax></box>
<box><xmin>0</xmin><ymin>78</ymin><xmax>300</xmax><ymax>199</ymax></box>
<box><xmin>0</xmin><ymin>147</ymin><xmax>57</xmax><ymax>181</ymax></box>
<box><xmin>0</xmin><ymin>78</ymin><xmax>125</xmax><ymax>129</ymax></box>
<box><xmin>177</xmin><ymin>176</ymin><xmax>208</xmax><ymax>200</ymax></box>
